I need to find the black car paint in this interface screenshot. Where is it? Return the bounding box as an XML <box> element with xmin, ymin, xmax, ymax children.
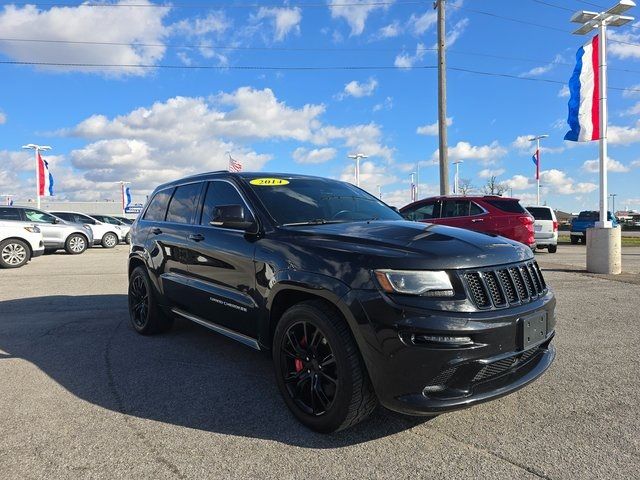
<box><xmin>129</xmin><ymin>172</ymin><xmax>556</xmax><ymax>416</ymax></box>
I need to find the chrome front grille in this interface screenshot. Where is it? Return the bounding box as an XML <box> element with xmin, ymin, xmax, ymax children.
<box><xmin>462</xmin><ymin>261</ymin><xmax>548</xmax><ymax>309</ymax></box>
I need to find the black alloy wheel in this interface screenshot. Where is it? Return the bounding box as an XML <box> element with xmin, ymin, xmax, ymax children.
<box><xmin>128</xmin><ymin>266</ymin><xmax>174</xmax><ymax>335</ymax></box>
<box><xmin>129</xmin><ymin>272</ymin><xmax>149</xmax><ymax>330</ymax></box>
<box><xmin>280</xmin><ymin>321</ymin><xmax>338</xmax><ymax>416</ymax></box>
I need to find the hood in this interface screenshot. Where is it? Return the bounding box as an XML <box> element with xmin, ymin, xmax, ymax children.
<box><xmin>279</xmin><ymin>220</ymin><xmax>532</xmax><ymax>270</ymax></box>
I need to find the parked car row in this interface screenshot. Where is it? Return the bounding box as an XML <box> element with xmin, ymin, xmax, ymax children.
<box><xmin>0</xmin><ymin>206</ymin><xmax>133</xmax><ymax>268</ymax></box>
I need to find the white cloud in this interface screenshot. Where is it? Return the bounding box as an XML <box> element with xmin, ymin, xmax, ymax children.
<box><xmin>417</xmin><ymin>117</ymin><xmax>453</xmax><ymax>136</ymax></box>
<box><xmin>622</xmin><ymin>84</ymin><xmax>640</xmax><ymax>98</ymax></box>
<box><xmin>292</xmin><ymin>147</ymin><xmax>337</xmax><ymax>164</ymax></box>
<box><xmin>171</xmin><ymin>11</ymin><xmax>229</xmax><ymax>37</ymax></box>
<box><xmin>541</xmin><ymin>169</ymin><xmax>597</xmax><ymax>195</ymax></box>
<box><xmin>378</xmin><ymin>21</ymin><xmax>400</xmax><ymax>38</ymax></box>
<box><xmin>315</xmin><ymin>123</ymin><xmax>394</xmax><ymax>161</ymax></box>
<box><xmin>255</xmin><ymin>7</ymin><xmax>302</xmax><ymax>42</ymax></box>
<box><xmin>339</xmin><ymin>160</ymin><xmax>399</xmax><ymax>195</ymax></box>
<box><xmin>608</xmin><ymin>27</ymin><xmax>640</xmax><ymax>60</ymax></box>
<box><xmin>608</xmin><ymin>121</ymin><xmax>640</xmax><ymax>145</ymax></box>
<box><xmin>558</xmin><ymin>85</ymin><xmax>570</xmax><ymax>98</ymax></box>
<box><xmin>552</xmin><ymin>118</ymin><xmax>566</xmax><ymax>130</ymax></box>
<box><xmin>478</xmin><ymin>168</ymin><xmax>505</xmax><ymax>179</ymax></box>
<box><xmin>432</xmin><ymin>141</ymin><xmax>507</xmax><ymax>165</ymax></box>
<box><xmin>0</xmin><ymin>2</ymin><xmax>170</xmax><ymax>76</ymax></box>
<box><xmin>373</xmin><ymin>96</ymin><xmax>393</xmax><ymax>112</ymax></box>
<box><xmin>394</xmin><ymin>43</ymin><xmax>426</xmax><ymax>69</ymax></box>
<box><xmin>339</xmin><ymin>78</ymin><xmax>378</xmax><ymax>99</ymax></box>
<box><xmin>631</xmin><ymin>159</ymin><xmax>640</xmax><ymax>168</ymax></box>
<box><xmin>441</xmin><ymin>18</ymin><xmax>469</xmax><ymax>48</ymax></box>
<box><xmin>329</xmin><ymin>0</ymin><xmax>393</xmax><ymax>36</ymax></box>
<box><xmin>522</xmin><ymin>54</ymin><xmax>563</xmax><ymax>77</ymax></box>
<box><xmin>622</xmin><ymin>102</ymin><xmax>640</xmax><ymax>116</ymax></box>
<box><xmin>409</xmin><ymin>9</ymin><xmax>436</xmax><ymax>35</ymax></box>
<box><xmin>504</xmin><ymin>174</ymin><xmax>531</xmax><ymax>191</ymax></box>
<box><xmin>0</xmin><ymin>111</ymin><xmax>5</xmax><ymax>124</ymax></box>
<box><xmin>582</xmin><ymin>158</ymin><xmax>630</xmax><ymax>173</ymax></box>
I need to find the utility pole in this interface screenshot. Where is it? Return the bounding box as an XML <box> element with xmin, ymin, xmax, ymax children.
<box><xmin>436</xmin><ymin>0</ymin><xmax>449</xmax><ymax>195</ymax></box>
<box><xmin>348</xmin><ymin>153</ymin><xmax>367</xmax><ymax>187</ymax></box>
<box><xmin>21</xmin><ymin>144</ymin><xmax>51</xmax><ymax>209</ymax></box>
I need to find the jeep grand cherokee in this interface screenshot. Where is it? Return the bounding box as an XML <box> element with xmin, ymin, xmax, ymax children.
<box><xmin>128</xmin><ymin>172</ymin><xmax>556</xmax><ymax>432</ymax></box>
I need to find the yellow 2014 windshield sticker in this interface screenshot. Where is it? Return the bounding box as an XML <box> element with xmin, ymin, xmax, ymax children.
<box><xmin>249</xmin><ymin>178</ymin><xmax>290</xmax><ymax>186</ymax></box>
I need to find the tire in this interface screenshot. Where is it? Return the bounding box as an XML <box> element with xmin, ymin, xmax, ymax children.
<box><xmin>101</xmin><ymin>232</ymin><xmax>118</xmax><ymax>249</ymax></box>
<box><xmin>570</xmin><ymin>235</ymin><xmax>579</xmax><ymax>245</ymax></box>
<box><xmin>0</xmin><ymin>239</ymin><xmax>31</xmax><ymax>268</ymax></box>
<box><xmin>65</xmin><ymin>234</ymin><xmax>88</xmax><ymax>255</ymax></box>
<box><xmin>273</xmin><ymin>300</ymin><xmax>377</xmax><ymax>433</ymax></box>
<box><xmin>128</xmin><ymin>266</ymin><xmax>174</xmax><ymax>335</ymax></box>
<box><xmin>548</xmin><ymin>245</ymin><xmax>557</xmax><ymax>253</ymax></box>
<box><xmin>581</xmin><ymin>236</ymin><xmax>587</xmax><ymax>245</ymax></box>
<box><xmin>125</xmin><ymin>232</ymin><xmax>131</xmax><ymax>245</ymax></box>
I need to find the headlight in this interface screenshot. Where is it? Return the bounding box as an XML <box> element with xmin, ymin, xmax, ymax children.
<box><xmin>24</xmin><ymin>226</ymin><xmax>41</xmax><ymax>233</ymax></box>
<box><xmin>374</xmin><ymin>269</ymin><xmax>454</xmax><ymax>296</ymax></box>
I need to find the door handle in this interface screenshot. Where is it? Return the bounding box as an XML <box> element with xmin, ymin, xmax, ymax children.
<box><xmin>188</xmin><ymin>233</ymin><xmax>205</xmax><ymax>242</ymax></box>
<box><xmin>471</xmin><ymin>218</ymin><xmax>484</xmax><ymax>223</ymax></box>
<box><xmin>151</xmin><ymin>227</ymin><xmax>162</xmax><ymax>235</ymax></box>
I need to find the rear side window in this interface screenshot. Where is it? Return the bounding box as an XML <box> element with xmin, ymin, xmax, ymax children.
<box><xmin>578</xmin><ymin>211</ymin><xmax>599</xmax><ymax>221</ymax></box>
<box><xmin>442</xmin><ymin>200</ymin><xmax>472</xmax><ymax>218</ymax></box>
<box><xmin>144</xmin><ymin>189</ymin><xmax>173</xmax><ymax>221</ymax></box>
<box><xmin>53</xmin><ymin>212</ymin><xmax>73</xmax><ymax>221</ymax></box>
<box><xmin>200</xmin><ymin>181</ymin><xmax>250</xmax><ymax>226</ymax></box>
<box><xmin>485</xmin><ymin>199</ymin><xmax>527</xmax><ymax>214</ymax></box>
<box><xmin>402</xmin><ymin>202</ymin><xmax>438</xmax><ymax>221</ymax></box>
<box><xmin>24</xmin><ymin>209</ymin><xmax>56</xmax><ymax>223</ymax></box>
<box><xmin>0</xmin><ymin>208</ymin><xmax>21</xmax><ymax>220</ymax></box>
<box><xmin>166</xmin><ymin>183</ymin><xmax>202</xmax><ymax>224</ymax></box>
<box><xmin>528</xmin><ymin>207</ymin><xmax>553</xmax><ymax>220</ymax></box>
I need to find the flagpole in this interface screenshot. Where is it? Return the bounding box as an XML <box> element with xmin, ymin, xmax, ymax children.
<box><xmin>536</xmin><ymin>138</ymin><xmax>540</xmax><ymax>205</ymax></box>
<box><xmin>598</xmin><ymin>23</ymin><xmax>609</xmax><ymax>228</ymax></box>
<box><xmin>35</xmin><ymin>148</ymin><xmax>40</xmax><ymax>209</ymax></box>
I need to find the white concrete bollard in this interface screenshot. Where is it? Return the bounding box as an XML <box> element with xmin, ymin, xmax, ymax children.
<box><xmin>586</xmin><ymin>227</ymin><xmax>622</xmax><ymax>274</ymax></box>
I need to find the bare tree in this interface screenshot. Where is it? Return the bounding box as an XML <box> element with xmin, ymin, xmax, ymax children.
<box><xmin>458</xmin><ymin>178</ymin><xmax>474</xmax><ymax>196</ymax></box>
<box><xmin>483</xmin><ymin>176</ymin><xmax>508</xmax><ymax>196</ymax></box>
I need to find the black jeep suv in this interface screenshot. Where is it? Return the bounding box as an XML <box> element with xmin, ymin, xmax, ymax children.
<box><xmin>128</xmin><ymin>172</ymin><xmax>556</xmax><ymax>432</ymax></box>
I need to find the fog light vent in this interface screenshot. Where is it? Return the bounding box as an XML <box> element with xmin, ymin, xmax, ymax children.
<box><xmin>411</xmin><ymin>334</ymin><xmax>473</xmax><ymax>346</ymax></box>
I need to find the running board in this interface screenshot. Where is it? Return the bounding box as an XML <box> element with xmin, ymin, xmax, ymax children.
<box><xmin>171</xmin><ymin>308</ymin><xmax>260</xmax><ymax>350</ymax></box>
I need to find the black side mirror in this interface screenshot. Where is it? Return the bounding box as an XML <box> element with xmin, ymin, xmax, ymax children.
<box><xmin>390</xmin><ymin>206</ymin><xmax>400</xmax><ymax>213</ymax></box>
<box><xmin>211</xmin><ymin>204</ymin><xmax>255</xmax><ymax>231</ymax></box>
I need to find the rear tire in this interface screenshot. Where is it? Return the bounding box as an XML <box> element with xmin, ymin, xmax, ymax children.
<box><xmin>273</xmin><ymin>300</ymin><xmax>377</xmax><ymax>433</ymax></box>
<box><xmin>125</xmin><ymin>232</ymin><xmax>131</xmax><ymax>245</ymax></box>
<box><xmin>101</xmin><ymin>232</ymin><xmax>118</xmax><ymax>249</ymax></box>
<box><xmin>581</xmin><ymin>236</ymin><xmax>587</xmax><ymax>245</ymax></box>
<box><xmin>548</xmin><ymin>245</ymin><xmax>557</xmax><ymax>253</ymax></box>
<box><xmin>0</xmin><ymin>239</ymin><xmax>31</xmax><ymax>268</ymax></box>
<box><xmin>65</xmin><ymin>234</ymin><xmax>88</xmax><ymax>255</ymax></box>
<box><xmin>128</xmin><ymin>266</ymin><xmax>174</xmax><ymax>335</ymax></box>
<box><xmin>570</xmin><ymin>235</ymin><xmax>579</xmax><ymax>245</ymax></box>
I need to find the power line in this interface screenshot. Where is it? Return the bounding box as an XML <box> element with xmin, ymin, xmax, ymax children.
<box><xmin>1</xmin><ymin>58</ymin><xmax>638</xmax><ymax>93</ymax></box>
<box><xmin>0</xmin><ymin>0</ymin><xmax>421</xmax><ymax>8</ymax></box>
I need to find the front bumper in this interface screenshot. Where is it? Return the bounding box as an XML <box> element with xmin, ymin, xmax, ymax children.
<box><xmin>344</xmin><ymin>289</ymin><xmax>556</xmax><ymax>416</ymax></box>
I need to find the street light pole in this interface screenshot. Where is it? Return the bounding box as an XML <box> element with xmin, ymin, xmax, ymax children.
<box><xmin>570</xmin><ymin>0</ymin><xmax>634</xmax><ymax>274</ymax></box>
<box><xmin>528</xmin><ymin>135</ymin><xmax>548</xmax><ymax>206</ymax></box>
<box><xmin>453</xmin><ymin>160</ymin><xmax>463</xmax><ymax>195</ymax></box>
<box><xmin>21</xmin><ymin>144</ymin><xmax>52</xmax><ymax>209</ymax></box>
<box><xmin>347</xmin><ymin>153</ymin><xmax>367</xmax><ymax>187</ymax></box>
<box><xmin>609</xmin><ymin>193</ymin><xmax>617</xmax><ymax>215</ymax></box>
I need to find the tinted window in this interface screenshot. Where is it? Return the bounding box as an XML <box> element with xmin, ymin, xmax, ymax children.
<box><xmin>528</xmin><ymin>207</ymin><xmax>553</xmax><ymax>220</ymax></box>
<box><xmin>442</xmin><ymin>200</ymin><xmax>472</xmax><ymax>218</ymax></box>
<box><xmin>470</xmin><ymin>202</ymin><xmax>484</xmax><ymax>216</ymax></box>
<box><xmin>143</xmin><ymin>189</ymin><xmax>173</xmax><ymax>221</ymax></box>
<box><xmin>578</xmin><ymin>211</ymin><xmax>598</xmax><ymax>221</ymax></box>
<box><xmin>75</xmin><ymin>213</ymin><xmax>96</xmax><ymax>224</ymax></box>
<box><xmin>52</xmin><ymin>212</ymin><xmax>73</xmax><ymax>221</ymax></box>
<box><xmin>485</xmin><ymin>199</ymin><xmax>527</xmax><ymax>214</ymax></box>
<box><xmin>402</xmin><ymin>202</ymin><xmax>438</xmax><ymax>221</ymax></box>
<box><xmin>247</xmin><ymin>177</ymin><xmax>401</xmax><ymax>225</ymax></box>
<box><xmin>24</xmin><ymin>209</ymin><xmax>57</xmax><ymax>223</ymax></box>
<box><xmin>0</xmin><ymin>208</ymin><xmax>21</xmax><ymax>221</ymax></box>
<box><xmin>166</xmin><ymin>183</ymin><xmax>202</xmax><ymax>224</ymax></box>
<box><xmin>201</xmin><ymin>181</ymin><xmax>249</xmax><ymax>226</ymax></box>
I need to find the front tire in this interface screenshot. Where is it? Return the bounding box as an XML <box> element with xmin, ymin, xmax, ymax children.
<box><xmin>128</xmin><ymin>266</ymin><xmax>173</xmax><ymax>335</ymax></box>
<box><xmin>273</xmin><ymin>300</ymin><xmax>377</xmax><ymax>433</ymax></box>
<box><xmin>65</xmin><ymin>234</ymin><xmax>87</xmax><ymax>255</ymax></box>
<box><xmin>101</xmin><ymin>232</ymin><xmax>118</xmax><ymax>248</ymax></box>
<box><xmin>570</xmin><ymin>235</ymin><xmax>579</xmax><ymax>245</ymax></box>
<box><xmin>0</xmin><ymin>239</ymin><xmax>31</xmax><ymax>268</ymax></box>
<box><xmin>548</xmin><ymin>245</ymin><xmax>557</xmax><ymax>253</ymax></box>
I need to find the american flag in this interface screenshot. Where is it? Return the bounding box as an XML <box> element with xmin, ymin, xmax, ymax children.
<box><xmin>228</xmin><ymin>154</ymin><xmax>242</xmax><ymax>172</ymax></box>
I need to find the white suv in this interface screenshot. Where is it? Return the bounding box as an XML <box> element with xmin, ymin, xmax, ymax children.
<box><xmin>51</xmin><ymin>211</ymin><xmax>125</xmax><ymax>248</ymax></box>
<box><xmin>526</xmin><ymin>206</ymin><xmax>558</xmax><ymax>253</ymax></box>
<box><xmin>0</xmin><ymin>221</ymin><xmax>45</xmax><ymax>268</ymax></box>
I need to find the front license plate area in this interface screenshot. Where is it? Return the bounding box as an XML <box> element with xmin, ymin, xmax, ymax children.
<box><xmin>521</xmin><ymin>312</ymin><xmax>548</xmax><ymax>350</ymax></box>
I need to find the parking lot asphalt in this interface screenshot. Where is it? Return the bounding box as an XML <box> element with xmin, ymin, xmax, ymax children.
<box><xmin>1</xmin><ymin>246</ymin><xmax>638</xmax><ymax>479</ymax></box>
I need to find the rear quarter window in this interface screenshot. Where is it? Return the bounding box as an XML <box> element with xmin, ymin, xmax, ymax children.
<box><xmin>143</xmin><ymin>189</ymin><xmax>174</xmax><ymax>222</ymax></box>
<box><xmin>0</xmin><ymin>208</ymin><xmax>22</xmax><ymax>221</ymax></box>
<box><xmin>485</xmin><ymin>199</ymin><xmax>527</xmax><ymax>214</ymax></box>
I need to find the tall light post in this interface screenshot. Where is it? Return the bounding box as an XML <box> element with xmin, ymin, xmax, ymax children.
<box><xmin>452</xmin><ymin>160</ymin><xmax>463</xmax><ymax>195</ymax></box>
<box><xmin>609</xmin><ymin>193</ymin><xmax>617</xmax><ymax>215</ymax></box>
<box><xmin>410</xmin><ymin>172</ymin><xmax>417</xmax><ymax>202</ymax></box>
<box><xmin>529</xmin><ymin>134</ymin><xmax>548</xmax><ymax>205</ymax></box>
<box><xmin>571</xmin><ymin>0</ymin><xmax>634</xmax><ymax>274</ymax></box>
<box><xmin>22</xmin><ymin>144</ymin><xmax>51</xmax><ymax>209</ymax></box>
<box><xmin>348</xmin><ymin>153</ymin><xmax>367</xmax><ymax>187</ymax></box>
<box><xmin>377</xmin><ymin>184</ymin><xmax>382</xmax><ymax>199</ymax></box>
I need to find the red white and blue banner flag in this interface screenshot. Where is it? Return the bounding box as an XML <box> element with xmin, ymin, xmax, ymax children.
<box><xmin>531</xmin><ymin>150</ymin><xmax>540</xmax><ymax>180</ymax></box>
<box><xmin>565</xmin><ymin>35</ymin><xmax>600</xmax><ymax>142</ymax></box>
<box><xmin>37</xmin><ymin>152</ymin><xmax>54</xmax><ymax>197</ymax></box>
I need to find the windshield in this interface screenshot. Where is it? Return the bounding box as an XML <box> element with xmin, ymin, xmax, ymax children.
<box><xmin>245</xmin><ymin>177</ymin><xmax>402</xmax><ymax>225</ymax></box>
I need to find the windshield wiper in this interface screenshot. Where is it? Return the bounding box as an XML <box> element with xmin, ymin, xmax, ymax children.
<box><xmin>281</xmin><ymin>219</ymin><xmax>347</xmax><ymax>226</ymax></box>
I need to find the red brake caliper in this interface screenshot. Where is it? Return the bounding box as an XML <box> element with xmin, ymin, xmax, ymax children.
<box><xmin>294</xmin><ymin>336</ymin><xmax>307</xmax><ymax>372</ymax></box>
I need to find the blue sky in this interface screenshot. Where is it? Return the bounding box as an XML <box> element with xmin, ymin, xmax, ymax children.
<box><xmin>1</xmin><ymin>0</ymin><xmax>640</xmax><ymax>212</ymax></box>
